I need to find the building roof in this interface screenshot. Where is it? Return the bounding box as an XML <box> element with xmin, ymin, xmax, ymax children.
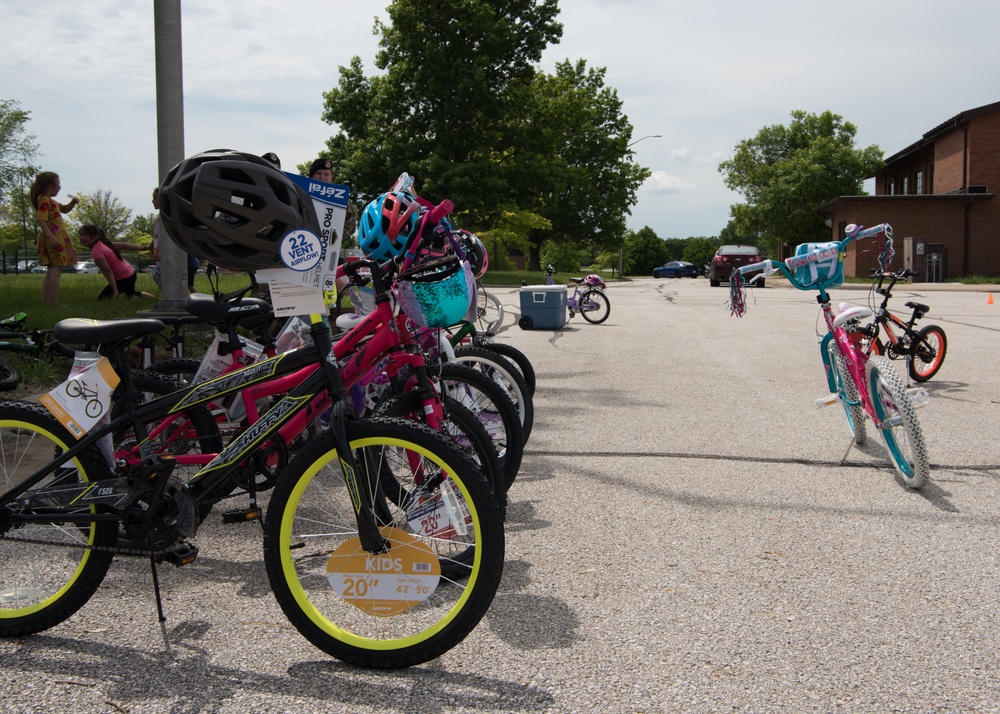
<box><xmin>815</xmin><ymin>192</ymin><xmax>992</xmax><ymax>214</ymax></box>
<box><xmin>884</xmin><ymin>100</ymin><xmax>1000</xmax><ymax>164</ymax></box>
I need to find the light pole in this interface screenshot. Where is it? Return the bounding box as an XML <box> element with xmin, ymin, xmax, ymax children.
<box><xmin>620</xmin><ymin>134</ymin><xmax>662</xmax><ymax>276</ymax></box>
<box><xmin>627</xmin><ymin>134</ymin><xmax>662</xmax><ymax>148</ymax></box>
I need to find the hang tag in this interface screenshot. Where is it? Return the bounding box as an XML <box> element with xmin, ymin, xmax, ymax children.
<box><xmin>40</xmin><ymin>357</ymin><xmax>121</xmax><ymax>439</ymax></box>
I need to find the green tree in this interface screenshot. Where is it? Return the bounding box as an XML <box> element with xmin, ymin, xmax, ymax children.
<box><xmin>71</xmin><ymin>189</ymin><xmax>133</xmax><ymax>242</ymax></box>
<box><xmin>320</xmin><ymin>0</ymin><xmax>562</xmax><ymax>213</ymax></box>
<box><xmin>0</xmin><ymin>99</ymin><xmax>40</xmax><ymax>250</ymax></box>
<box><xmin>130</xmin><ymin>212</ymin><xmax>156</xmax><ymax>238</ymax></box>
<box><xmin>514</xmin><ymin>60</ymin><xmax>651</xmax><ymax>270</ymax></box>
<box><xmin>718</xmin><ymin>110</ymin><xmax>883</xmax><ymax>254</ymax></box>
<box><xmin>622</xmin><ymin>226</ymin><xmax>669</xmax><ymax>276</ymax></box>
<box><xmin>681</xmin><ymin>236</ymin><xmax>718</xmax><ymax>269</ymax></box>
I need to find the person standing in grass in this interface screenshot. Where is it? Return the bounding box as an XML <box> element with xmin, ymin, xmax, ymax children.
<box><xmin>31</xmin><ymin>171</ymin><xmax>79</xmax><ymax>305</ymax></box>
<box><xmin>78</xmin><ymin>225</ymin><xmax>155</xmax><ymax>300</ymax></box>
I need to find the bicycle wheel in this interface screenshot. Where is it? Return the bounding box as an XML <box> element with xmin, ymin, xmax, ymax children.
<box><xmin>263</xmin><ymin>417</ymin><xmax>504</xmax><ymax>669</ymax></box>
<box><xmin>0</xmin><ymin>402</ymin><xmax>117</xmax><ymax>636</ymax></box>
<box><xmin>865</xmin><ymin>356</ymin><xmax>930</xmax><ymax>489</ymax></box>
<box><xmin>147</xmin><ymin>357</ymin><xmax>201</xmax><ymax>386</ymax></box>
<box><xmin>908</xmin><ymin>325</ymin><xmax>947</xmax><ymax>382</ymax></box>
<box><xmin>452</xmin><ymin>346</ymin><xmax>534</xmax><ymax>443</ymax></box>
<box><xmin>579</xmin><ymin>289</ymin><xmax>610</xmax><ymax>324</ymax></box>
<box><xmin>435</xmin><ymin>363</ymin><xmax>524</xmax><ymax>489</ymax></box>
<box><xmin>0</xmin><ymin>358</ymin><xmax>20</xmax><ymax>391</ymax></box>
<box><xmin>827</xmin><ymin>342</ymin><xmax>866</xmax><ymax>445</ymax></box>
<box><xmin>374</xmin><ymin>392</ymin><xmax>505</xmax><ymax>519</ymax></box>
<box><xmin>477</xmin><ymin>341</ymin><xmax>536</xmax><ymax>396</ymax></box>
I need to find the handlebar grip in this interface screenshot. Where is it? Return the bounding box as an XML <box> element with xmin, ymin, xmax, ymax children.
<box><xmin>425</xmin><ymin>199</ymin><xmax>454</xmax><ymax>226</ymax></box>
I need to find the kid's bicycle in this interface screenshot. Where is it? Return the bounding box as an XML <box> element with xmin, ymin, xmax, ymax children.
<box><xmin>729</xmin><ymin>224</ymin><xmax>931</xmax><ymax>489</ymax></box>
<box><xmin>853</xmin><ymin>268</ymin><xmax>947</xmax><ymax>383</ymax></box>
<box><xmin>518</xmin><ymin>265</ymin><xmax>610</xmax><ymax>329</ymax></box>
<box><xmin>0</xmin><ymin>313</ymin><xmax>76</xmax><ymax>390</ymax></box>
<box><xmin>0</xmin><ymin>152</ymin><xmax>505</xmax><ymax>669</ymax></box>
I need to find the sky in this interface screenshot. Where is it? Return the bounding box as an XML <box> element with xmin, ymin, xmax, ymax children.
<box><xmin>2</xmin><ymin>0</ymin><xmax>999</xmax><ymax>239</ymax></box>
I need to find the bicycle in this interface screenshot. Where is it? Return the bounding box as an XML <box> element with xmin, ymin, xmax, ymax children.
<box><xmin>852</xmin><ymin>268</ymin><xmax>947</xmax><ymax>383</ymax></box>
<box><xmin>0</xmin><ymin>198</ymin><xmax>506</xmax><ymax>668</ymax></box>
<box><xmin>65</xmin><ymin>377</ymin><xmax>105</xmax><ymax>419</ymax></box>
<box><xmin>729</xmin><ymin>223</ymin><xmax>931</xmax><ymax>489</ymax></box>
<box><xmin>526</xmin><ymin>264</ymin><xmax>610</xmax><ymax>326</ymax></box>
<box><xmin>0</xmin><ymin>312</ymin><xmax>76</xmax><ymax>390</ymax></box>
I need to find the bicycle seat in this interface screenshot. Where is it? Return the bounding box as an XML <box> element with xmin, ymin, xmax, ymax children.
<box><xmin>570</xmin><ymin>277</ymin><xmax>585</xmax><ymax>284</ymax></box>
<box><xmin>335</xmin><ymin>313</ymin><xmax>364</xmax><ymax>331</ymax></box>
<box><xmin>832</xmin><ymin>305</ymin><xmax>873</xmax><ymax>329</ymax></box>
<box><xmin>185</xmin><ymin>293</ymin><xmax>272</xmax><ymax>325</ymax></box>
<box><xmin>53</xmin><ymin>317</ymin><xmax>165</xmax><ymax>345</ymax></box>
<box><xmin>905</xmin><ymin>301</ymin><xmax>929</xmax><ymax>319</ymax></box>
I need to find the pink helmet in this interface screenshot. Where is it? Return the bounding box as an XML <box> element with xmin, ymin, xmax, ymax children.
<box><xmin>584</xmin><ymin>274</ymin><xmax>606</xmax><ymax>289</ymax></box>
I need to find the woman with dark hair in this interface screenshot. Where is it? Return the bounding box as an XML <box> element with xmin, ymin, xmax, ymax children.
<box><xmin>78</xmin><ymin>224</ymin><xmax>155</xmax><ymax>300</ymax></box>
<box><xmin>30</xmin><ymin>171</ymin><xmax>79</xmax><ymax>305</ymax></box>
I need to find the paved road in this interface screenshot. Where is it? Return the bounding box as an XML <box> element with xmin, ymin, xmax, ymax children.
<box><xmin>2</xmin><ymin>278</ymin><xmax>999</xmax><ymax>713</ymax></box>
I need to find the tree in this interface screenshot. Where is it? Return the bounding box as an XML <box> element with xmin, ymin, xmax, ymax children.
<box><xmin>681</xmin><ymin>237</ymin><xmax>718</xmax><ymax>269</ymax></box>
<box><xmin>130</xmin><ymin>212</ymin><xmax>156</xmax><ymax>238</ymax></box>
<box><xmin>71</xmin><ymin>189</ymin><xmax>133</xmax><ymax>242</ymax></box>
<box><xmin>513</xmin><ymin>60</ymin><xmax>651</xmax><ymax>270</ymax></box>
<box><xmin>0</xmin><ymin>99</ymin><xmax>40</xmax><ymax>250</ymax></box>
<box><xmin>622</xmin><ymin>226</ymin><xmax>669</xmax><ymax>276</ymax></box>
<box><xmin>320</xmin><ymin>0</ymin><xmax>563</xmax><ymax>214</ymax></box>
<box><xmin>718</xmin><ymin>110</ymin><xmax>883</xmax><ymax>255</ymax></box>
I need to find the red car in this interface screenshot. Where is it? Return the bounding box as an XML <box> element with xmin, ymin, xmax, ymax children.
<box><xmin>707</xmin><ymin>245</ymin><xmax>764</xmax><ymax>287</ymax></box>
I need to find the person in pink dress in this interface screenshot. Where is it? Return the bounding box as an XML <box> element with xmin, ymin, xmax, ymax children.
<box><xmin>78</xmin><ymin>224</ymin><xmax>155</xmax><ymax>300</ymax></box>
<box><xmin>31</xmin><ymin>171</ymin><xmax>79</xmax><ymax>305</ymax></box>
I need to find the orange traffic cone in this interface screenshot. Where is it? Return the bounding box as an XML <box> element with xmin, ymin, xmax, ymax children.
<box><xmin>989</xmin><ymin>293</ymin><xmax>995</xmax><ymax>305</ymax></box>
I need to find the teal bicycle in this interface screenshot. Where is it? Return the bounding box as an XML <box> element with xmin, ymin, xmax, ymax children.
<box><xmin>729</xmin><ymin>224</ymin><xmax>930</xmax><ymax>489</ymax></box>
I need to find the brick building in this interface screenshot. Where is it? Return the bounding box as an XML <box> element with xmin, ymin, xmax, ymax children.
<box><xmin>815</xmin><ymin>100</ymin><xmax>999</xmax><ymax>281</ymax></box>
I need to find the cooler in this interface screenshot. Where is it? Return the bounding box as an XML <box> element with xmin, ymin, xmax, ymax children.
<box><xmin>519</xmin><ymin>285</ymin><xmax>567</xmax><ymax>330</ymax></box>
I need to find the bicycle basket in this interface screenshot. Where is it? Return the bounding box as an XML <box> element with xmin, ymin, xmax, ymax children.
<box><xmin>789</xmin><ymin>242</ymin><xmax>843</xmax><ymax>289</ymax></box>
<box><xmin>394</xmin><ymin>255</ymin><xmax>476</xmax><ymax>328</ymax></box>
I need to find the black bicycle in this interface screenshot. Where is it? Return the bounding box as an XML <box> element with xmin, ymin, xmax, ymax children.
<box><xmin>0</xmin><ymin>312</ymin><xmax>76</xmax><ymax>390</ymax></box>
<box><xmin>854</xmin><ymin>269</ymin><xmax>948</xmax><ymax>382</ymax></box>
<box><xmin>0</xmin><ymin>313</ymin><xmax>504</xmax><ymax>668</ymax></box>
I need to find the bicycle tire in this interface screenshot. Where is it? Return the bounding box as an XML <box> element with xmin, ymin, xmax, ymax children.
<box><xmin>475</xmin><ymin>340</ymin><xmax>536</xmax><ymax>396</ymax></box>
<box><xmin>908</xmin><ymin>325</ymin><xmax>947</xmax><ymax>382</ymax></box>
<box><xmin>375</xmin><ymin>392</ymin><xmax>505</xmax><ymax>520</ymax></box>
<box><xmin>865</xmin><ymin>356</ymin><xmax>930</xmax><ymax>489</ymax></box>
<box><xmin>435</xmin><ymin>362</ymin><xmax>524</xmax><ymax>489</ymax></box>
<box><xmin>452</xmin><ymin>346</ymin><xmax>534</xmax><ymax>444</ymax></box>
<box><xmin>0</xmin><ymin>401</ymin><xmax>117</xmax><ymax>637</ymax></box>
<box><xmin>263</xmin><ymin>417</ymin><xmax>504</xmax><ymax>669</ymax></box>
<box><xmin>0</xmin><ymin>358</ymin><xmax>20</xmax><ymax>391</ymax></box>
<box><xmin>827</xmin><ymin>342</ymin><xmax>866</xmax><ymax>446</ymax></box>
<box><xmin>146</xmin><ymin>357</ymin><xmax>201</xmax><ymax>386</ymax></box>
<box><xmin>579</xmin><ymin>289</ymin><xmax>610</xmax><ymax>324</ymax></box>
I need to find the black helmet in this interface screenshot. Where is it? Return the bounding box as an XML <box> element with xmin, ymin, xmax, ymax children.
<box><xmin>159</xmin><ymin>149</ymin><xmax>319</xmax><ymax>272</ymax></box>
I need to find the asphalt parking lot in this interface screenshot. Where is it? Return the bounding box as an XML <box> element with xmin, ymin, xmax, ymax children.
<box><xmin>2</xmin><ymin>277</ymin><xmax>999</xmax><ymax>713</ymax></box>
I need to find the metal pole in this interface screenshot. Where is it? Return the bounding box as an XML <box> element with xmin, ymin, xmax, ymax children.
<box><xmin>153</xmin><ymin>0</ymin><xmax>188</xmax><ymax>310</ymax></box>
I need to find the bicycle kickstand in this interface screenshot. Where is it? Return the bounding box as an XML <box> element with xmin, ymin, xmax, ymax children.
<box><xmin>839</xmin><ymin>435</ymin><xmax>856</xmax><ymax>466</ymax></box>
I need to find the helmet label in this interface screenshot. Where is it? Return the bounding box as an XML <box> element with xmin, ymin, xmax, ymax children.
<box><xmin>279</xmin><ymin>229</ymin><xmax>323</xmax><ymax>272</ymax></box>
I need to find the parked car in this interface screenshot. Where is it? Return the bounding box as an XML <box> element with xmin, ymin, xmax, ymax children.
<box><xmin>707</xmin><ymin>245</ymin><xmax>765</xmax><ymax>287</ymax></box>
<box><xmin>75</xmin><ymin>261</ymin><xmax>101</xmax><ymax>274</ymax></box>
<box><xmin>29</xmin><ymin>264</ymin><xmax>47</xmax><ymax>274</ymax></box>
<box><xmin>653</xmin><ymin>261</ymin><xmax>701</xmax><ymax>279</ymax></box>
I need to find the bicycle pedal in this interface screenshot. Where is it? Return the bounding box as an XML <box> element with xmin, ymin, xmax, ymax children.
<box><xmin>164</xmin><ymin>541</ymin><xmax>199</xmax><ymax>567</ymax></box>
<box><xmin>221</xmin><ymin>507</ymin><xmax>262</xmax><ymax>524</ymax></box>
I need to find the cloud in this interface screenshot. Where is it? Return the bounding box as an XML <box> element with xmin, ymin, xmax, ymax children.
<box><xmin>669</xmin><ymin>148</ymin><xmax>727</xmax><ymax>165</ymax></box>
<box><xmin>643</xmin><ymin>171</ymin><xmax>695</xmax><ymax>194</ymax></box>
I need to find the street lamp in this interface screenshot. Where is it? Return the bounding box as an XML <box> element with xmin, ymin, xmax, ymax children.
<box><xmin>619</xmin><ymin>134</ymin><xmax>662</xmax><ymax>277</ymax></box>
<box><xmin>627</xmin><ymin>134</ymin><xmax>662</xmax><ymax>148</ymax></box>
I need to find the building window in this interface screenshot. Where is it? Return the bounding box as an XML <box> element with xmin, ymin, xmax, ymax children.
<box><xmin>887</xmin><ymin>180</ymin><xmax>895</xmax><ymax>195</ymax></box>
<box><xmin>916</xmin><ymin>171</ymin><xmax>923</xmax><ymax>194</ymax></box>
<box><xmin>902</xmin><ymin>176</ymin><xmax>909</xmax><ymax>194</ymax></box>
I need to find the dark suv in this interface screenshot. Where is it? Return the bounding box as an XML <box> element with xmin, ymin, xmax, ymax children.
<box><xmin>707</xmin><ymin>245</ymin><xmax>764</xmax><ymax>287</ymax></box>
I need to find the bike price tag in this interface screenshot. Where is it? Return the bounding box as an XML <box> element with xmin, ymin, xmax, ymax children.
<box><xmin>327</xmin><ymin>527</ymin><xmax>441</xmax><ymax>617</ymax></box>
<box><xmin>39</xmin><ymin>357</ymin><xmax>121</xmax><ymax>438</ymax></box>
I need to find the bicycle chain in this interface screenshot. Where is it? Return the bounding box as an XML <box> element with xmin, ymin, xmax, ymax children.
<box><xmin>0</xmin><ymin>530</ymin><xmax>174</xmax><ymax>558</ymax></box>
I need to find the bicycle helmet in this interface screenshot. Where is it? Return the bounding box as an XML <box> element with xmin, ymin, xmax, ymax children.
<box><xmin>584</xmin><ymin>274</ymin><xmax>606</xmax><ymax>289</ymax></box>
<box><xmin>158</xmin><ymin>149</ymin><xmax>319</xmax><ymax>272</ymax></box>
<box><xmin>357</xmin><ymin>191</ymin><xmax>423</xmax><ymax>261</ymax></box>
<box><xmin>455</xmin><ymin>229</ymin><xmax>489</xmax><ymax>279</ymax></box>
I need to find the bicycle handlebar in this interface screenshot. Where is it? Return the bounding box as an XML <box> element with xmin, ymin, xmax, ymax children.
<box><xmin>734</xmin><ymin>223</ymin><xmax>894</xmax><ymax>292</ymax></box>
